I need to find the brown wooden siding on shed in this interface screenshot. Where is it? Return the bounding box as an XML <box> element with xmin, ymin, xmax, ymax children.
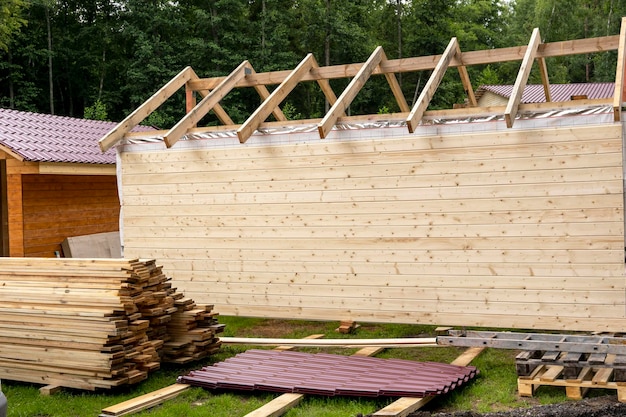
<box><xmin>21</xmin><ymin>175</ymin><xmax>120</xmax><ymax>257</ymax></box>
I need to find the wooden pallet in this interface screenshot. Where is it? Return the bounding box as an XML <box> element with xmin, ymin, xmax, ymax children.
<box><xmin>518</xmin><ymin>363</ymin><xmax>626</xmax><ymax>402</ymax></box>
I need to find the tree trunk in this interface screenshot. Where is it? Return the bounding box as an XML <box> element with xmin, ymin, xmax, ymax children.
<box><xmin>396</xmin><ymin>0</ymin><xmax>402</xmax><ymax>87</ymax></box>
<box><xmin>324</xmin><ymin>0</ymin><xmax>331</xmax><ymax>113</ymax></box>
<box><xmin>46</xmin><ymin>5</ymin><xmax>54</xmax><ymax>115</ymax></box>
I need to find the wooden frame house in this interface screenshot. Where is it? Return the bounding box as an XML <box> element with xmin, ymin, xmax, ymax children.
<box><xmin>100</xmin><ymin>20</ymin><xmax>626</xmax><ymax>332</ymax></box>
<box><xmin>0</xmin><ymin>109</ymin><xmax>152</xmax><ymax>257</ymax></box>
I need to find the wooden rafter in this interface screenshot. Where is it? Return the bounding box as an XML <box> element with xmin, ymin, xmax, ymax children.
<box><xmin>186</xmin><ymin>36</ymin><xmax>620</xmax><ymax>92</ymax></box>
<box><xmin>505</xmin><ymin>28</ymin><xmax>542</xmax><ymax>128</ymax></box>
<box><xmin>406</xmin><ymin>38</ymin><xmax>459</xmax><ymax>133</ymax></box>
<box><xmin>99</xmin><ymin>66</ymin><xmax>195</xmax><ymax>152</ymax></box>
<box><xmin>101</xmin><ymin>31</ymin><xmax>624</xmax><ymax>152</ymax></box>
<box><xmin>537</xmin><ymin>57</ymin><xmax>551</xmax><ymax>102</ymax></box>
<box><xmin>455</xmin><ymin>43</ymin><xmax>477</xmax><ymax>107</ymax></box>
<box><xmin>613</xmin><ymin>17</ymin><xmax>626</xmax><ymax>121</ymax></box>
<box><xmin>382</xmin><ymin>51</ymin><xmax>410</xmax><ymax>112</ymax></box>
<box><xmin>188</xmin><ymin>68</ymin><xmax>235</xmax><ymax>126</ymax></box>
<box><xmin>238</xmin><ymin>54</ymin><xmax>317</xmax><ymax>143</ymax></box>
<box><xmin>318</xmin><ymin>46</ymin><xmax>385</xmax><ymax>139</ymax></box>
<box><xmin>163</xmin><ymin>61</ymin><xmax>251</xmax><ymax>148</ymax></box>
<box><xmin>250</xmin><ymin>66</ymin><xmax>287</xmax><ymax>122</ymax></box>
<box><xmin>313</xmin><ymin>67</ymin><xmax>341</xmax><ymax>111</ymax></box>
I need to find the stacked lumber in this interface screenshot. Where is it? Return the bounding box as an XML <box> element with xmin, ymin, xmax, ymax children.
<box><xmin>162</xmin><ymin>301</ymin><xmax>224</xmax><ymax>364</ymax></box>
<box><xmin>0</xmin><ymin>258</ymin><xmax>222</xmax><ymax>390</ymax></box>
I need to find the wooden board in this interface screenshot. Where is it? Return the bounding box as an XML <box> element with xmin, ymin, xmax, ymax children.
<box><xmin>119</xmin><ymin>122</ymin><xmax>626</xmax><ymax>331</ymax></box>
<box><xmin>0</xmin><ymin>258</ymin><xmax>222</xmax><ymax>390</ymax></box>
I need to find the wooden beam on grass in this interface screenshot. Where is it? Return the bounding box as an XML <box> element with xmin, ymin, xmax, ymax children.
<box><xmin>318</xmin><ymin>46</ymin><xmax>385</xmax><ymax>138</ymax></box>
<box><xmin>372</xmin><ymin>347</ymin><xmax>485</xmax><ymax>417</ymax></box>
<box><xmin>100</xmin><ymin>383</ymin><xmax>191</xmax><ymax>417</ymax></box>
<box><xmin>99</xmin><ymin>66</ymin><xmax>195</xmax><ymax>152</ymax></box>
<box><xmin>505</xmin><ymin>28</ymin><xmax>541</xmax><ymax>128</ymax></box>
<box><xmin>238</xmin><ymin>54</ymin><xmax>316</xmax><ymax>143</ymax></box>
<box><xmin>613</xmin><ymin>17</ymin><xmax>626</xmax><ymax>121</ymax></box>
<box><xmin>219</xmin><ymin>336</ymin><xmax>437</xmax><ymax>347</ymax></box>
<box><xmin>406</xmin><ymin>38</ymin><xmax>459</xmax><ymax>133</ymax></box>
<box><xmin>164</xmin><ymin>61</ymin><xmax>251</xmax><ymax>148</ymax></box>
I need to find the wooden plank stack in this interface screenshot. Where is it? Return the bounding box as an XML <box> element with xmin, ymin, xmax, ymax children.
<box><xmin>0</xmin><ymin>258</ymin><xmax>222</xmax><ymax>390</ymax></box>
<box><xmin>162</xmin><ymin>302</ymin><xmax>224</xmax><ymax>364</ymax></box>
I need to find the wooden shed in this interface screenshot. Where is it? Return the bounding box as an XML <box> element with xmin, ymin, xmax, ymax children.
<box><xmin>0</xmin><ymin>109</ymin><xmax>151</xmax><ymax>257</ymax></box>
<box><xmin>100</xmin><ymin>23</ymin><xmax>626</xmax><ymax>332</ymax></box>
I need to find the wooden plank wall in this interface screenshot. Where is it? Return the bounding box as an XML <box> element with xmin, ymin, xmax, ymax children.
<box><xmin>21</xmin><ymin>175</ymin><xmax>120</xmax><ymax>257</ymax></box>
<box><xmin>119</xmin><ymin>123</ymin><xmax>626</xmax><ymax>332</ymax></box>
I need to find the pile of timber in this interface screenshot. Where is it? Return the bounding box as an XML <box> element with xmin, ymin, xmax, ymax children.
<box><xmin>0</xmin><ymin>258</ymin><xmax>222</xmax><ymax>390</ymax></box>
<box><xmin>163</xmin><ymin>301</ymin><xmax>224</xmax><ymax>364</ymax></box>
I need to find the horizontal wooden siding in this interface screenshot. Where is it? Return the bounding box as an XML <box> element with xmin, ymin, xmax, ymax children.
<box><xmin>120</xmin><ymin>123</ymin><xmax>626</xmax><ymax>331</ymax></box>
<box><xmin>21</xmin><ymin>175</ymin><xmax>120</xmax><ymax>257</ymax></box>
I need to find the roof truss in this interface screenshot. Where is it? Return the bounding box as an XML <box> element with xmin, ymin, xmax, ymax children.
<box><xmin>99</xmin><ymin>18</ymin><xmax>626</xmax><ymax>151</ymax></box>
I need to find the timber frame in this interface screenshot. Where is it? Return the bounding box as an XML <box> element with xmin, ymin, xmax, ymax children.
<box><xmin>100</xmin><ymin>18</ymin><xmax>626</xmax><ymax>151</ymax></box>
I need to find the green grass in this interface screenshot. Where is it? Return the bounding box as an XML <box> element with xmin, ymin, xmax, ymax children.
<box><xmin>3</xmin><ymin>317</ymin><xmax>574</xmax><ymax>417</ymax></box>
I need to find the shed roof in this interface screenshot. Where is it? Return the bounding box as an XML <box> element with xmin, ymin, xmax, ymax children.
<box><xmin>0</xmin><ymin>108</ymin><xmax>154</xmax><ymax>164</ymax></box>
<box><xmin>479</xmin><ymin>82</ymin><xmax>615</xmax><ymax>103</ymax></box>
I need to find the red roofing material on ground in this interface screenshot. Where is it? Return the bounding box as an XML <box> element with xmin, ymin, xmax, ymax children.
<box><xmin>178</xmin><ymin>349</ymin><xmax>478</xmax><ymax>398</ymax></box>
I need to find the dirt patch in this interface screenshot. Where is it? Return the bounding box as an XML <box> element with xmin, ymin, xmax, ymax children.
<box><xmin>409</xmin><ymin>395</ymin><xmax>626</xmax><ymax>417</ymax></box>
<box><xmin>238</xmin><ymin>319</ymin><xmax>327</xmax><ymax>338</ymax></box>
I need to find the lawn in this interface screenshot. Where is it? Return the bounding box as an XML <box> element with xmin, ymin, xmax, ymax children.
<box><xmin>3</xmin><ymin>316</ymin><xmax>582</xmax><ymax>417</ymax></box>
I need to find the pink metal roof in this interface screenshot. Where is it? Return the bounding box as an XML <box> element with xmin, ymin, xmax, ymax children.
<box><xmin>0</xmin><ymin>108</ymin><xmax>154</xmax><ymax>164</ymax></box>
<box><xmin>178</xmin><ymin>349</ymin><xmax>478</xmax><ymax>397</ymax></box>
<box><xmin>480</xmin><ymin>82</ymin><xmax>615</xmax><ymax>103</ymax></box>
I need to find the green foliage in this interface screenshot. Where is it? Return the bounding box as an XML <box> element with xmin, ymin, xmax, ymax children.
<box><xmin>83</xmin><ymin>99</ymin><xmax>108</xmax><ymax>121</ymax></box>
<box><xmin>0</xmin><ymin>0</ymin><xmax>621</xmax><ymax>122</ymax></box>
<box><xmin>281</xmin><ymin>101</ymin><xmax>303</xmax><ymax>120</ymax></box>
<box><xmin>0</xmin><ymin>0</ymin><xmax>27</xmax><ymax>52</ymax></box>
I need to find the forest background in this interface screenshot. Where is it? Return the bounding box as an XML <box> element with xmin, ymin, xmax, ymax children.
<box><xmin>0</xmin><ymin>0</ymin><xmax>624</xmax><ymax>128</ymax></box>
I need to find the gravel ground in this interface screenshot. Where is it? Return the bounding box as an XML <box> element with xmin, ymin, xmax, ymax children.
<box><xmin>408</xmin><ymin>395</ymin><xmax>626</xmax><ymax>417</ymax></box>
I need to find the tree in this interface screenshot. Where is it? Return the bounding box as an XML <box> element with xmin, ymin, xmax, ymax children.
<box><xmin>0</xmin><ymin>0</ymin><xmax>27</xmax><ymax>52</ymax></box>
<box><xmin>508</xmin><ymin>0</ymin><xmax>626</xmax><ymax>83</ymax></box>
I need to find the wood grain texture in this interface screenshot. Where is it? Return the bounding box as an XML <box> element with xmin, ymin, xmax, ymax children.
<box><xmin>119</xmin><ymin>123</ymin><xmax>625</xmax><ymax>331</ymax></box>
<box><xmin>21</xmin><ymin>175</ymin><xmax>120</xmax><ymax>257</ymax></box>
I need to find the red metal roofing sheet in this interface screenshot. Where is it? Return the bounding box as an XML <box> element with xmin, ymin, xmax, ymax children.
<box><xmin>178</xmin><ymin>349</ymin><xmax>478</xmax><ymax>398</ymax></box>
<box><xmin>0</xmin><ymin>108</ymin><xmax>154</xmax><ymax>164</ymax></box>
<box><xmin>480</xmin><ymin>83</ymin><xmax>614</xmax><ymax>103</ymax></box>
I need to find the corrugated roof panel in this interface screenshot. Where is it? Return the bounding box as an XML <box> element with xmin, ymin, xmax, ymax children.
<box><xmin>480</xmin><ymin>83</ymin><xmax>615</xmax><ymax>103</ymax></box>
<box><xmin>0</xmin><ymin>108</ymin><xmax>154</xmax><ymax>164</ymax></box>
<box><xmin>178</xmin><ymin>349</ymin><xmax>478</xmax><ymax>398</ymax></box>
